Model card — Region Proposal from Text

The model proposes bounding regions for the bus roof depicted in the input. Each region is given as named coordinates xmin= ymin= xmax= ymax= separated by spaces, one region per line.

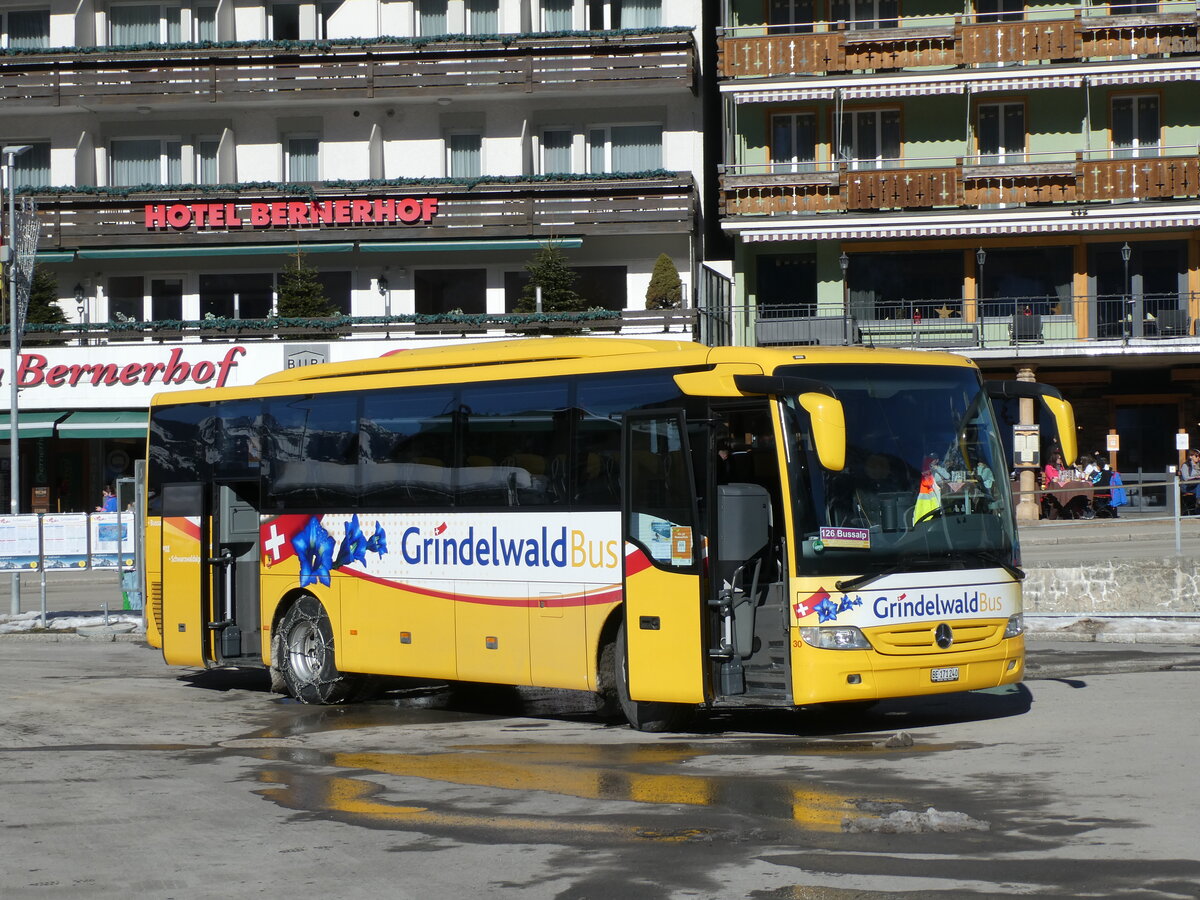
xmin=149 ymin=337 xmax=978 ymax=408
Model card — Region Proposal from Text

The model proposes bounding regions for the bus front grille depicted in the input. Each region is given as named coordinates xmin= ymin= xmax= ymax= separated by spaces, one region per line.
xmin=869 ymin=620 xmax=1004 ymax=655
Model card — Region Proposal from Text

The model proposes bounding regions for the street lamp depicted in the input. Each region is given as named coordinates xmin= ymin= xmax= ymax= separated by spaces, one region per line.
xmin=3 ymin=143 xmax=30 ymax=617
xmin=74 ymin=283 xmax=86 ymax=346
xmin=1121 ymin=242 xmax=1132 ymax=346
xmin=838 ymin=252 xmax=850 ymax=344
xmin=975 ymin=247 xmax=987 ymax=306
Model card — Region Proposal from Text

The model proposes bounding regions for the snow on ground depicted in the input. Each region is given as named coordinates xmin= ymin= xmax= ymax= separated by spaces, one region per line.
xmin=0 ymin=611 xmax=145 ymax=634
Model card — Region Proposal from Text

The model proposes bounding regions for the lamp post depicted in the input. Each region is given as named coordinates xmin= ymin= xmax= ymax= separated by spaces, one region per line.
xmin=3 ymin=144 xmax=30 ymax=616
xmin=838 ymin=251 xmax=850 ymax=344
xmin=1121 ymin=242 xmax=1132 ymax=346
xmin=74 ymin=283 xmax=86 ymax=346
xmin=975 ymin=247 xmax=987 ymax=307
xmin=377 ymin=275 xmax=390 ymax=337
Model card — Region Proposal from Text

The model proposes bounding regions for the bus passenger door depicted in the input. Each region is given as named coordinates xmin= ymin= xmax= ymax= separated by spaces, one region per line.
xmin=160 ymin=482 xmax=210 ymax=667
xmin=209 ymin=481 xmax=261 ymax=662
xmin=622 ymin=411 xmax=705 ymax=705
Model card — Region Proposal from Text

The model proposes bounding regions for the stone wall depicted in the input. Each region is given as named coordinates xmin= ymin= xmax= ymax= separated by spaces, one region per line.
xmin=1024 ymin=559 xmax=1200 ymax=615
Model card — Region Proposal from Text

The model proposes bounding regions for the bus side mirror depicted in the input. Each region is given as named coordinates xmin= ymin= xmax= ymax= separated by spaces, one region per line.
xmin=799 ymin=392 xmax=846 ymax=472
xmin=1041 ymin=396 xmax=1077 ymax=464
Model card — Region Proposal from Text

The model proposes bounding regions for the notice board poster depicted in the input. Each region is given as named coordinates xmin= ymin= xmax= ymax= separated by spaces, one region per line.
xmin=42 ymin=514 xmax=90 ymax=569
xmin=0 ymin=515 xmax=41 ymax=570
xmin=90 ymin=514 xmax=135 ymax=570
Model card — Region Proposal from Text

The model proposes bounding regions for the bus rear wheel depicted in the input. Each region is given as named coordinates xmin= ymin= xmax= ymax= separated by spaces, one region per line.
xmin=278 ymin=594 xmax=365 ymax=704
xmin=612 ymin=620 xmax=692 ymax=733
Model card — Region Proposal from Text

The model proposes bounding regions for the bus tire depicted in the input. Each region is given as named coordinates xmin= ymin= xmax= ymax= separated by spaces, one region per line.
xmin=277 ymin=594 xmax=364 ymax=704
xmin=613 ymin=620 xmax=692 ymax=733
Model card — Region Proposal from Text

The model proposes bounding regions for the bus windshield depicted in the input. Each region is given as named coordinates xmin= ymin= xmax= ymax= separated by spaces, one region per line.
xmin=779 ymin=363 xmax=1016 ymax=578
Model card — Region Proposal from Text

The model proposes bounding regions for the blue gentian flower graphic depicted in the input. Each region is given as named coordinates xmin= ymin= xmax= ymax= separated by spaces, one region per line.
xmin=292 ymin=516 xmax=335 ymax=587
xmin=837 ymin=595 xmax=856 ymax=614
xmin=332 ymin=514 xmax=368 ymax=569
xmin=815 ymin=598 xmax=840 ymax=623
xmin=365 ymin=521 xmax=387 ymax=557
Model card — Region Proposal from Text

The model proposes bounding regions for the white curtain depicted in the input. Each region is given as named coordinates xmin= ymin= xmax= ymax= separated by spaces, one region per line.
xmin=111 ymin=139 xmax=162 ymax=186
xmin=542 ymin=130 xmax=572 ymax=174
xmin=449 ymin=134 xmax=482 ymax=178
xmin=195 ymin=6 xmax=217 ymax=41
xmin=611 ymin=124 xmax=662 ymax=172
xmin=110 ymin=5 xmax=160 ymax=44
xmin=13 ymin=143 xmax=50 ymax=188
xmin=620 ymin=0 xmax=661 ymax=28
xmin=8 ymin=10 xmax=50 ymax=49
xmin=418 ymin=0 xmax=448 ymax=34
xmin=197 ymin=139 xmax=219 ymax=184
xmin=468 ymin=0 xmax=499 ymax=33
xmin=542 ymin=0 xmax=573 ymax=30
xmin=286 ymin=137 xmax=319 ymax=181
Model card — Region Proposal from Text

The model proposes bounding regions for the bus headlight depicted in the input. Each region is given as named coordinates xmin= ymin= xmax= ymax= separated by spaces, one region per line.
xmin=1004 ymin=614 xmax=1024 ymax=638
xmin=800 ymin=626 xmax=872 ymax=650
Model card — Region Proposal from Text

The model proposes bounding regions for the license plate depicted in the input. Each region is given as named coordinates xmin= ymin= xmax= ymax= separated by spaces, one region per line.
xmin=930 ymin=666 xmax=960 ymax=683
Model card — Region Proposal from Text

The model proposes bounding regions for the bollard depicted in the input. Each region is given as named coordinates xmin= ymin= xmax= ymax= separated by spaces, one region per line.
xmin=102 ymin=601 xmax=109 ymax=626
xmin=1175 ymin=472 xmax=1182 ymax=556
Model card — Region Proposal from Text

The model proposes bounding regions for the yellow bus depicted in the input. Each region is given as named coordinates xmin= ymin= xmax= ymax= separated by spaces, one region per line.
xmin=144 ymin=337 xmax=1075 ymax=731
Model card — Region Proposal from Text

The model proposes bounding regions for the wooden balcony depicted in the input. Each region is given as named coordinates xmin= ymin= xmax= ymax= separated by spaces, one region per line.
xmin=719 ymin=12 xmax=1198 ymax=76
xmin=0 ymin=31 xmax=695 ymax=109
xmin=721 ymin=152 xmax=1200 ymax=215
xmin=27 ymin=174 xmax=696 ymax=251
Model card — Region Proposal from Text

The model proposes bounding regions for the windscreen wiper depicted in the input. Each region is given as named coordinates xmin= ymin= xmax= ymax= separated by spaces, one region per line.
xmin=834 ymin=557 xmax=950 ymax=593
xmin=959 ymin=550 xmax=1025 ymax=582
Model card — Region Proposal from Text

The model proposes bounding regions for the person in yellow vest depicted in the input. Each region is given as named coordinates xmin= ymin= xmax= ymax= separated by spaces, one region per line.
xmin=912 ymin=455 xmax=942 ymax=525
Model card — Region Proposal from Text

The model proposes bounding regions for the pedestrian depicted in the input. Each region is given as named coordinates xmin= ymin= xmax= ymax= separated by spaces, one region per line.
xmin=96 ymin=485 xmax=118 ymax=513
xmin=1180 ymin=449 xmax=1200 ymax=515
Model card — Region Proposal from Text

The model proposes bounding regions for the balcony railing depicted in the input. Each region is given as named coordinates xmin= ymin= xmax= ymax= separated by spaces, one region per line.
xmin=720 ymin=147 xmax=1200 ymax=215
xmin=0 ymin=30 xmax=696 ymax=109
xmin=13 ymin=308 xmax=700 ymax=345
xmin=25 ymin=174 xmax=696 ymax=250
xmin=719 ymin=1 xmax=1200 ymax=76
xmin=749 ymin=294 xmax=1199 ymax=350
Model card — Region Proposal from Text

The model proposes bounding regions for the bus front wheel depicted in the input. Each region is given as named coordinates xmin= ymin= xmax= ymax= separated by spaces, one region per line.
xmin=277 ymin=594 xmax=365 ymax=704
xmin=612 ymin=620 xmax=692 ymax=733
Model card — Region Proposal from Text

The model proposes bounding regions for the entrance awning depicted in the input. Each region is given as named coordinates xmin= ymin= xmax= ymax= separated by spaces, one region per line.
xmin=360 ymin=238 xmax=583 ymax=253
xmin=0 ymin=411 xmax=68 ymax=439
xmin=77 ymin=243 xmax=355 ymax=260
xmin=56 ymin=411 xmax=148 ymax=439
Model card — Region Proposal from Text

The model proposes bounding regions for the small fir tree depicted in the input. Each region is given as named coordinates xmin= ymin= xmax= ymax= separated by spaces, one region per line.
xmin=645 ymin=253 xmax=683 ymax=310
xmin=514 ymin=243 xmax=586 ymax=313
xmin=25 ymin=267 xmax=68 ymax=326
xmin=276 ymin=251 xmax=338 ymax=318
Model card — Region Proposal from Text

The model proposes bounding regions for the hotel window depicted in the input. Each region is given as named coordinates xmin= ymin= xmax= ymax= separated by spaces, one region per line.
xmin=284 ymin=135 xmax=319 ymax=182
xmin=770 ymin=113 xmax=817 ymax=173
xmin=448 ymin=133 xmax=482 ymax=179
xmin=542 ymin=0 xmax=573 ymax=30
xmin=194 ymin=4 xmax=216 ymax=40
xmin=415 ymin=269 xmax=487 ymax=315
xmin=468 ymin=0 xmax=499 ymax=33
xmin=271 ymin=3 xmax=300 ymax=39
xmin=587 ymin=0 xmax=661 ymax=28
xmin=110 ymin=138 xmax=183 ymax=186
xmin=4 ymin=10 xmax=50 ymax=49
xmin=1112 ymin=95 xmax=1159 ymax=159
xmin=201 ymin=273 xmax=274 ymax=319
xmin=976 ymin=0 xmax=1023 ymax=23
xmin=109 ymin=4 xmax=183 ymax=44
xmin=978 ymin=102 xmax=1025 ymax=164
xmin=587 ymin=124 xmax=662 ymax=173
xmin=767 ymin=0 xmax=815 ymax=33
xmin=830 ymin=0 xmax=898 ymax=30
xmin=417 ymin=0 xmax=448 ymax=34
xmin=196 ymin=137 xmax=220 ymax=184
xmin=12 ymin=141 xmax=51 ymax=188
xmin=541 ymin=128 xmax=574 ymax=175
xmin=151 ymin=277 xmax=184 ymax=321
xmin=838 ymin=109 xmax=900 ymax=170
